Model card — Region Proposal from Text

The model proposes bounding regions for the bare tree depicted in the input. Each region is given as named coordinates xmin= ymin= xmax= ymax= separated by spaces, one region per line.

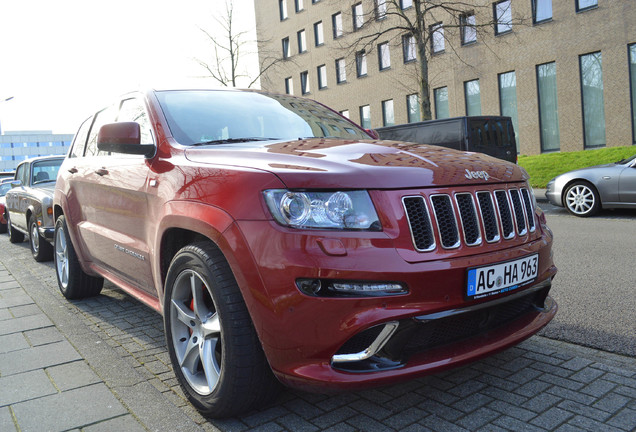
xmin=333 ymin=0 xmax=528 ymax=120
xmin=197 ymin=0 xmax=284 ymax=88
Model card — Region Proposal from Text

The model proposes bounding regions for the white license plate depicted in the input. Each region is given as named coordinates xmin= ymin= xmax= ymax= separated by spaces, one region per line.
xmin=467 ymin=254 xmax=538 ymax=300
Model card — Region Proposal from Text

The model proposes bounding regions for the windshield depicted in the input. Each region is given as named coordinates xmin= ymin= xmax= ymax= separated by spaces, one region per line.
xmin=155 ymin=90 xmax=370 ymax=146
xmin=31 ymin=159 xmax=63 ymax=185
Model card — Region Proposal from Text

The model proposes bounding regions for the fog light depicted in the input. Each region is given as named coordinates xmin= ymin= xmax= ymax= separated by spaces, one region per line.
xmin=297 ymin=279 xmax=407 ymax=297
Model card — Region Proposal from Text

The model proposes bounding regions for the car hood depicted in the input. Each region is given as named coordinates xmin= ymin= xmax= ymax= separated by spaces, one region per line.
xmin=184 ymin=139 xmax=527 ymax=189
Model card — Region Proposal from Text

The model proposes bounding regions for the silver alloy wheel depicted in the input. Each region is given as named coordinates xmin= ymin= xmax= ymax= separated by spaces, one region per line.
xmin=170 ymin=269 xmax=222 ymax=396
xmin=55 ymin=224 xmax=69 ymax=289
xmin=31 ymin=222 xmax=40 ymax=253
xmin=565 ymin=184 xmax=596 ymax=215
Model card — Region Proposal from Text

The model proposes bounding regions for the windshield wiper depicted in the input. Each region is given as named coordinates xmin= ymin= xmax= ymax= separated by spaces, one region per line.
xmin=190 ymin=137 xmax=278 ymax=146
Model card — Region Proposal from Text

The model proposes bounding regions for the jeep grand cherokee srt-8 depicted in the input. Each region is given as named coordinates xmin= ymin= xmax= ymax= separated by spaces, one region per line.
xmin=54 ymin=88 xmax=557 ymax=417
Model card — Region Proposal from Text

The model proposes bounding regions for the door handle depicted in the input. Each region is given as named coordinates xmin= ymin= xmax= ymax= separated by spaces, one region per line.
xmin=95 ymin=168 xmax=109 ymax=176
xmin=68 ymin=167 xmax=78 ymax=174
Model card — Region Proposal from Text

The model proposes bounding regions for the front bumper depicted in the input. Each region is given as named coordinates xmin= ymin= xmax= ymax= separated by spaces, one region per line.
xmin=39 ymin=226 xmax=55 ymax=243
xmin=227 ymin=215 xmax=557 ymax=391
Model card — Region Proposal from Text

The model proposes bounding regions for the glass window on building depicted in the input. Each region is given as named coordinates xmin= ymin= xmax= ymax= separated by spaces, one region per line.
xmin=359 ymin=105 xmax=371 ymax=128
xmin=378 ymin=43 xmax=391 ymax=70
xmin=285 ymin=77 xmax=293 ymax=94
xmin=576 ymin=0 xmax=597 ymax=12
xmin=300 ymin=71 xmax=310 ymax=94
xmin=295 ymin=0 xmax=304 ymax=13
xmin=401 ymin=0 xmax=413 ymax=9
xmin=407 ymin=94 xmax=420 ymax=123
xmin=498 ymin=71 xmax=520 ymax=152
xmin=382 ymin=100 xmax=395 ymax=126
xmin=494 ymin=0 xmax=512 ymax=35
xmin=282 ymin=37 xmax=290 ymax=58
xmin=460 ymin=13 xmax=476 ymax=45
xmin=340 ymin=109 xmax=350 ymax=119
xmin=533 ymin=0 xmax=552 ymax=23
xmin=434 ymin=87 xmax=450 ymax=119
xmin=297 ymin=30 xmax=307 ymax=53
xmin=430 ymin=23 xmax=444 ymax=53
xmin=353 ymin=3 xmax=364 ymax=30
xmin=464 ymin=79 xmax=481 ymax=116
xmin=537 ymin=62 xmax=560 ymax=152
xmin=356 ymin=50 xmax=367 ymax=77
xmin=336 ymin=58 xmax=347 ymax=83
xmin=403 ymin=34 xmax=416 ymax=63
xmin=332 ymin=13 xmax=343 ymax=38
xmin=630 ymin=44 xmax=636 ymax=143
xmin=279 ymin=0 xmax=288 ymax=20
xmin=580 ymin=52 xmax=606 ymax=148
xmin=376 ymin=0 xmax=386 ymax=20
xmin=314 ymin=21 xmax=324 ymax=46
xmin=317 ymin=65 xmax=327 ymax=89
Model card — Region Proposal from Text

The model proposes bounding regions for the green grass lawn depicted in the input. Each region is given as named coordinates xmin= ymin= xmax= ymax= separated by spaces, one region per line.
xmin=518 ymin=146 xmax=636 ymax=188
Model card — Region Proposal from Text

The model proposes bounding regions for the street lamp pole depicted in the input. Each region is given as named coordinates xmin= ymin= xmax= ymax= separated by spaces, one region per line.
xmin=0 ymin=96 xmax=15 ymax=135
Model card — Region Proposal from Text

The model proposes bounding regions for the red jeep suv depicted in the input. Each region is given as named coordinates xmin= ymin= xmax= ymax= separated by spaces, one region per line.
xmin=54 ymin=88 xmax=557 ymax=417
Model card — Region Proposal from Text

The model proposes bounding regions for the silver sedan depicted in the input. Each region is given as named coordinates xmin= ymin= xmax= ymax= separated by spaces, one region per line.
xmin=546 ymin=154 xmax=636 ymax=217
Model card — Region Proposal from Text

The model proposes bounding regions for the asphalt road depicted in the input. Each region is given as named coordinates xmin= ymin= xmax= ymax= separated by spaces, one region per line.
xmin=537 ymin=202 xmax=636 ymax=357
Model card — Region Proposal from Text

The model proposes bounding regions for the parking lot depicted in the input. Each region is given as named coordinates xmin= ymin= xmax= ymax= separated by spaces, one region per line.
xmin=1 ymin=205 xmax=635 ymax=431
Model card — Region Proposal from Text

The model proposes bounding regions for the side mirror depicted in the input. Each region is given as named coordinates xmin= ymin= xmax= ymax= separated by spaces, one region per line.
xmin=97 ymin=122 xmax=155 ymax=157
xmin=10 ymin=180 xmax=22 ymax=188
xmin=366 ymin=129 xmax=380 ymax=139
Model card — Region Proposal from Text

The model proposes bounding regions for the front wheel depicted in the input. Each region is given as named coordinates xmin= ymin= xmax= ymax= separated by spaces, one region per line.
xmin=54 ymin=215 xmax=103 ymax=299
xmin=30 ymin=216 xmax=53 ymax=262
xmin=164 ymin=242 xmax=280 ymax=418
xmin=564 ymin=181 xmax=601 ymax=217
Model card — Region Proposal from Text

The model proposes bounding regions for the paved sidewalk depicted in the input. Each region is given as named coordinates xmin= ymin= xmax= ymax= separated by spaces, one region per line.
xmin=1 ymin=236 xmax=635 ymax=432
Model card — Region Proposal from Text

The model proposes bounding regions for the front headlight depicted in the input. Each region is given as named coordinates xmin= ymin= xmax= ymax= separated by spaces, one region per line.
xmin=263 ymin=189 xmax=381 ymax=230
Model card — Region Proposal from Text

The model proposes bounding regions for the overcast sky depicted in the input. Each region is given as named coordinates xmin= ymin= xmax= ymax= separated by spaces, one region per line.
xmin=0 ymin=0 xmax=257 ymax=134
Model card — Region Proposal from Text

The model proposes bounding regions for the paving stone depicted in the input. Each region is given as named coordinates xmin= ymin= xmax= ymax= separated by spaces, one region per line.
xmin=311 ymin=406 xmax=357 ymax=429
xmin=557 ymin=399 xmax=611 ymax=422
xmin=539 ymin=373 xmax=585 ymax=391
xmin=515 ymin=379 xmax=552 ymax=397
xmin=522 ymin=392 xmax=562 ymax=413
xmin=383 ymin=407 xmax=427 ymax=430
xmin=457 ymin=407 xmax=501 ymax=429
xmin=0 ymin=369 xmax=57 ymax=406
xmin=82 ymin=414 xmax=147 ymax=432
xmin=447 ymin=380 xmax=488 ymax=398
xmin=493 ymin=415 xmax=548 ymax=432
xmin=419 ymin=400 xmax=463 ymax=421
xmin=346 ymin=413 xmax=395 ymax=432
xmin=607 ymin=407 xmax=636 ymax=431
xmin=488 ymin=400 xmax=537 ymax=422
xmin=242 ymin=406 xmax=290 ymax=428
xmin=530 ymin=406 xmax=574 ymax=430
xmin=0 ymin=340 xmax=81 ymax=375
xmin=348 ymin=399 xmax=393 ymax=420
xmin=420 ymin=414 xmax=470 ymax=432
xmin=320 ymin=424 xmax=356 ymax=432
xmin=0 ymin=280 xmax=20 ymax=290
xmin=481 ymin=386 xmax=528 ymax=406
xmin=580 ymin=379 xmax=617 ymax=397
xmin=565 ymin=415 xmax=625 ymax=432
xmin=0 ymin=332 xmax=29 ymax=354
xmin=46 ymin=360 xmax=101 ymax=391
xmin=0 ymin=308 xmax=11 ymax=320
xmin=561 ymin=357 xmax=594 ymax=371
xmin=8 ymin=304 xmax=41 ymax=319
xmin=12 ymin=384 xmax=127 ymax=432
xmin=451 ymin=392 xmax=493 ymax=414
xmin=23 ymin=326 xmax=65 ymax=346
xmin=0 ymin=406 xmax=16 ymax=432
xmin=283 ymin=398 xmax=324 ymax=420
xmin=0 ymin=313 xmax=51 ymax=336
xmin=592 ymin=392 xmax=630 ymax=414
xmin=274 ymin=413 xmax=320 ymax=432
xmin=569 ymin=366 xmax=605 ymax=383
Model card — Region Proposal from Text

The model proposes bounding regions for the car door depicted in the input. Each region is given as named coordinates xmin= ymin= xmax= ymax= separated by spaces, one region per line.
xmin=71 ymin=100 xmax=156 ymax=294
xmin=6 ymin=161 xmax=29 ymax=231
xmin=619 ymin=158 xmax=636 ymax=203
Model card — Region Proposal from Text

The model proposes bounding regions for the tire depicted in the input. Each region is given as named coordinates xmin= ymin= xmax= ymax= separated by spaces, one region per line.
xmin=30 ymin=216 xmax=53 ymax=262
xmin=564 ymin=181 xmax=601 ymax=217
xmin=7 ymin=212 xmax=25 ymax=243
xmin=164 ymin=242 xmax=280 ymax=418
xmin=0 ymin=220 xmax=6 ymax=234
xmin=54 ymin=215 xmax=103 ymax=299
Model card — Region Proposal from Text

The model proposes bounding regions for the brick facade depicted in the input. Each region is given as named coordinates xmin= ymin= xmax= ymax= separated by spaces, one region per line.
xmin=255 ymin=0 xmax=636 ymax=155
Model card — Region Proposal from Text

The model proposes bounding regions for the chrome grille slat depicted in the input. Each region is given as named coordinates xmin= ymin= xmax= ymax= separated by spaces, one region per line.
xmin=520 ymin=188 xmax=536 ymax=232
xmin=509 ymin=189 xmax=527 ymax=236
xmin=494 ymin=190 xmax=515 ymax=239
xmin=476 ymin=191 xmax=500 ymax=243
xmin=430 ymin=195 xmax=460 ymax=249
xmin=455 ymin=193 xmax=481 ymax=246
xmin=402 ymin=196 xmax=436 ymax=252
